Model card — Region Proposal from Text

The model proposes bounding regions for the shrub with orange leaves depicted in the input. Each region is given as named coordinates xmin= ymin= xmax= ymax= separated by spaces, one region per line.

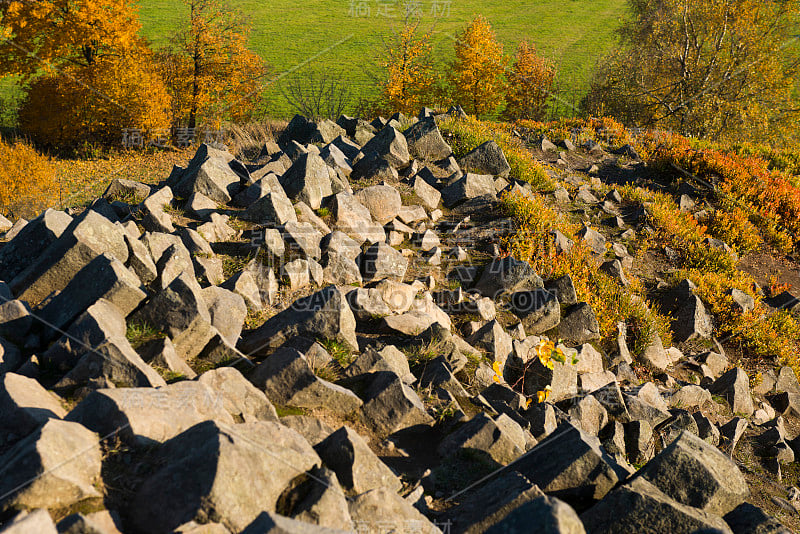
xmin=706 ymin=204 xmax=762 ymax=254
xmin=641 ymin=133 xmax=800 ymax=252
xmin=503 ymin=41 xmax=556 ymax=121
xmin=18 ymin=51 xmax=172 ymax=148
xmin=0 ymin=139 xmax=56 ymax=219
xmin=449 ymin=15 xmax=507 ymax=117
xmin=377 ymin=17 xmax=435 ymax=115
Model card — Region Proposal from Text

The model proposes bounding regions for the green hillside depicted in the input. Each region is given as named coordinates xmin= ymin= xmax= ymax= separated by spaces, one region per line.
xmin=137 ymin=0 xmax=628 ymax=117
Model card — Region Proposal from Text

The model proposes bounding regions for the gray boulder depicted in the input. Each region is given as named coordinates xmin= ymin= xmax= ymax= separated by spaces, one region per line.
xmin=123 ymin=233 xmax=157 ymax=285
xmin=10 ymin=209 xmax=128 ymax=305
xmin=40 ymin=298 xmax=127 ymax=373
xmin=356 ymin=184 xmax=401 ymax=224
xmin=441 ymin=173 xmax=496 ymax=208
xmin=221 ymin=270 xmax=263 ymax=312
xmin=314 ymin=426 xmax=402 ymax=494
xmin=197 ymin=366 xmax=278 ymax=423
xmin=0 ymin=420 xmax=101 ymax=511
xmin=240 ymin=286 xmax=358 ymax=356
xmin=636 ymin=430 xmax=749 ymax=515
xmin=458 ymin=140 xmax=511 ymax=177
xmin=580 ymin=477 xmax=733 ymax=534
xmin=204 ymin=286 xmax=247 ymax=346
xmin=438 ymin=412 xmax=526 ymax=465
xmin=724 ymin=503 xmax=791 ymax=534
xmin=242 ymin=190 xmax=297 ymax=225
xmin=474 ymin=257 xmax=543 ymax=299
xmin=0 ymin=373 xmax=66 ymax=445
xmin=708 ymin=368 xmax=755 ymax=416
xmin=347 ymin=487 xmax=440 ymax=534
xmin=437 ymin=471 xmax=546 ymax=534
xmin=66 ymin=381 xmax=234 ymax=447
xmin=280 ymin=153 xmax=333 ymax=210
xmin=558 ymin=303 xmax=601 ymax=344
xmin=672 ymin=294 xmax=714 ymax=343
xmin=169 ymin=144 xmax=242 ymax=203
xmin=344 ymin=345 xmax=414 ymax=384
xmin=0 ymin=509 xmax=59 ymax=534
xmin=140 ymin=186 xmax=174 ymax=233
xmin=360 ymin=126 xmax=410 ymax=168
xmin=507 ymin=423 xmax=628 ymax=509
xmin=278 ymin=115 xmax=346 ymax=146
xmin=280 ymin=466 xmax=352 ymax=530
xmin=486 ymin=496 xmax=586 ymax=534
xmin=578 ymin=226 xmax=606 ymax=255
xmin=546 ymin=275 xmax=578 ymax=306
xmin=103 ymin=177 xmax=152 ymax=204
xmin=360 ymin=371 xmax=434 ymax=435
xmin=0 ymin=208 xmax=72 ymax=282
xmin=284 ymin=221 xmax=323 ymax=260
xmin=128 ymin=420 xmax=320 ymax=533
xmin=322 ymin=252 xmax=362 ymax=286
xmin=54 ymin=336 xmax=166 ymax=391
xmin=404 ymin=117 xmax=452 ymax=161
xmin=249 ymin=348 xmax=362 ymax=414
xmin=412 ymin=174 xmax=442 ymax=210
xmin=38 ymin=254 xmax=145 ymax=337
xmin=132 ymin=273 xmax=216 ymax=360
xmin=281 ymin=416 xmax=336 ymax=447
xmin=242 ymin=511 xmax=350 ymax=534
xmin=360 ymin=242 xmax=408 ymax=282
xmin=510 ymin=289 xmax=560 ymax=334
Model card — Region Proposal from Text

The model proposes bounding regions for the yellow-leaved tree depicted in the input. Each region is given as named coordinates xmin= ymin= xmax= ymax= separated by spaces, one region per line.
xmin=377 ymin=17 xmax=435 ymax=115
xmin=156 ymin=0 xmax=270 ymax=129
xmin=1 ymin=0 xmax=172 ymax=148
xmin=503 ymin=41 xmax=556 ymax=121
xmin=584 ymin=0 xmax=800 ymax=142
xmin=449 ymin=15 xmax=507 ymax=117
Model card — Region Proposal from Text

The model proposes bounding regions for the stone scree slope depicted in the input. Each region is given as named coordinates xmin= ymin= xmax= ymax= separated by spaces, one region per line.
xmin=0 ymin=109 xmax=794 ymax=534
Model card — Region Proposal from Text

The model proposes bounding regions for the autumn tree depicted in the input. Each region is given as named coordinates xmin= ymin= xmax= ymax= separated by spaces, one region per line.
xmin=0 ymin=0 xmax=172 ymax=147
xmin=449 ymin=15 xmax=507 ymax=117
xmin=584 ymin=0 xmax=800 ymax=142
xmin=157 ymin=0 xmax=270 ymax=129
xmin=0 ymin=0 xmax=140 ymax=78
xmin=503 ymin=41 xmax=556 ymax=121
xmin=377 ymin=16 xmax=435 ymax=115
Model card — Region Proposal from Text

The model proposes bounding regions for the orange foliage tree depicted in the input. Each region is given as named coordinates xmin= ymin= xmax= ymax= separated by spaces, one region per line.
xmin=156 ymin=0 xmax=270 ymax=129
xmin=1 ymin=0 xmax=171 ymax=147
xmin=0 ymin=0 xmax=140 ymax=78
xmin=584 ymin=0 xmax=800 ymax=142
xmin=0 ymin=138 xmax=56 ymax=218
xmin=19 ymin=52 xmax=172 ymax=147
xmin=503 ymin=41 xmax=556 ymax=121
xmin=449 ymin=15 xmax=507 ymax=117
xmin=377 ymin=17 xmax=435 ymax=115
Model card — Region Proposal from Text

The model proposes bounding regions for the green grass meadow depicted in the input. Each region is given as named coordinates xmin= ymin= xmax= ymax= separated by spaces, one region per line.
xmin=137 ymin=0 xmax=627 ymax=117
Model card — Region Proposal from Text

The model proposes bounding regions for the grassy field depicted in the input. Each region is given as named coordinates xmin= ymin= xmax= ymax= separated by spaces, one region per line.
xmin=136 ymin=0 xmax=628 ymax=117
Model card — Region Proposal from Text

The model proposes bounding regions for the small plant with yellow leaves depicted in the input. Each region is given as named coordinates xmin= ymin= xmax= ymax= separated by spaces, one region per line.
xmin=491 ymin=338 xmax=577 ymax=405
